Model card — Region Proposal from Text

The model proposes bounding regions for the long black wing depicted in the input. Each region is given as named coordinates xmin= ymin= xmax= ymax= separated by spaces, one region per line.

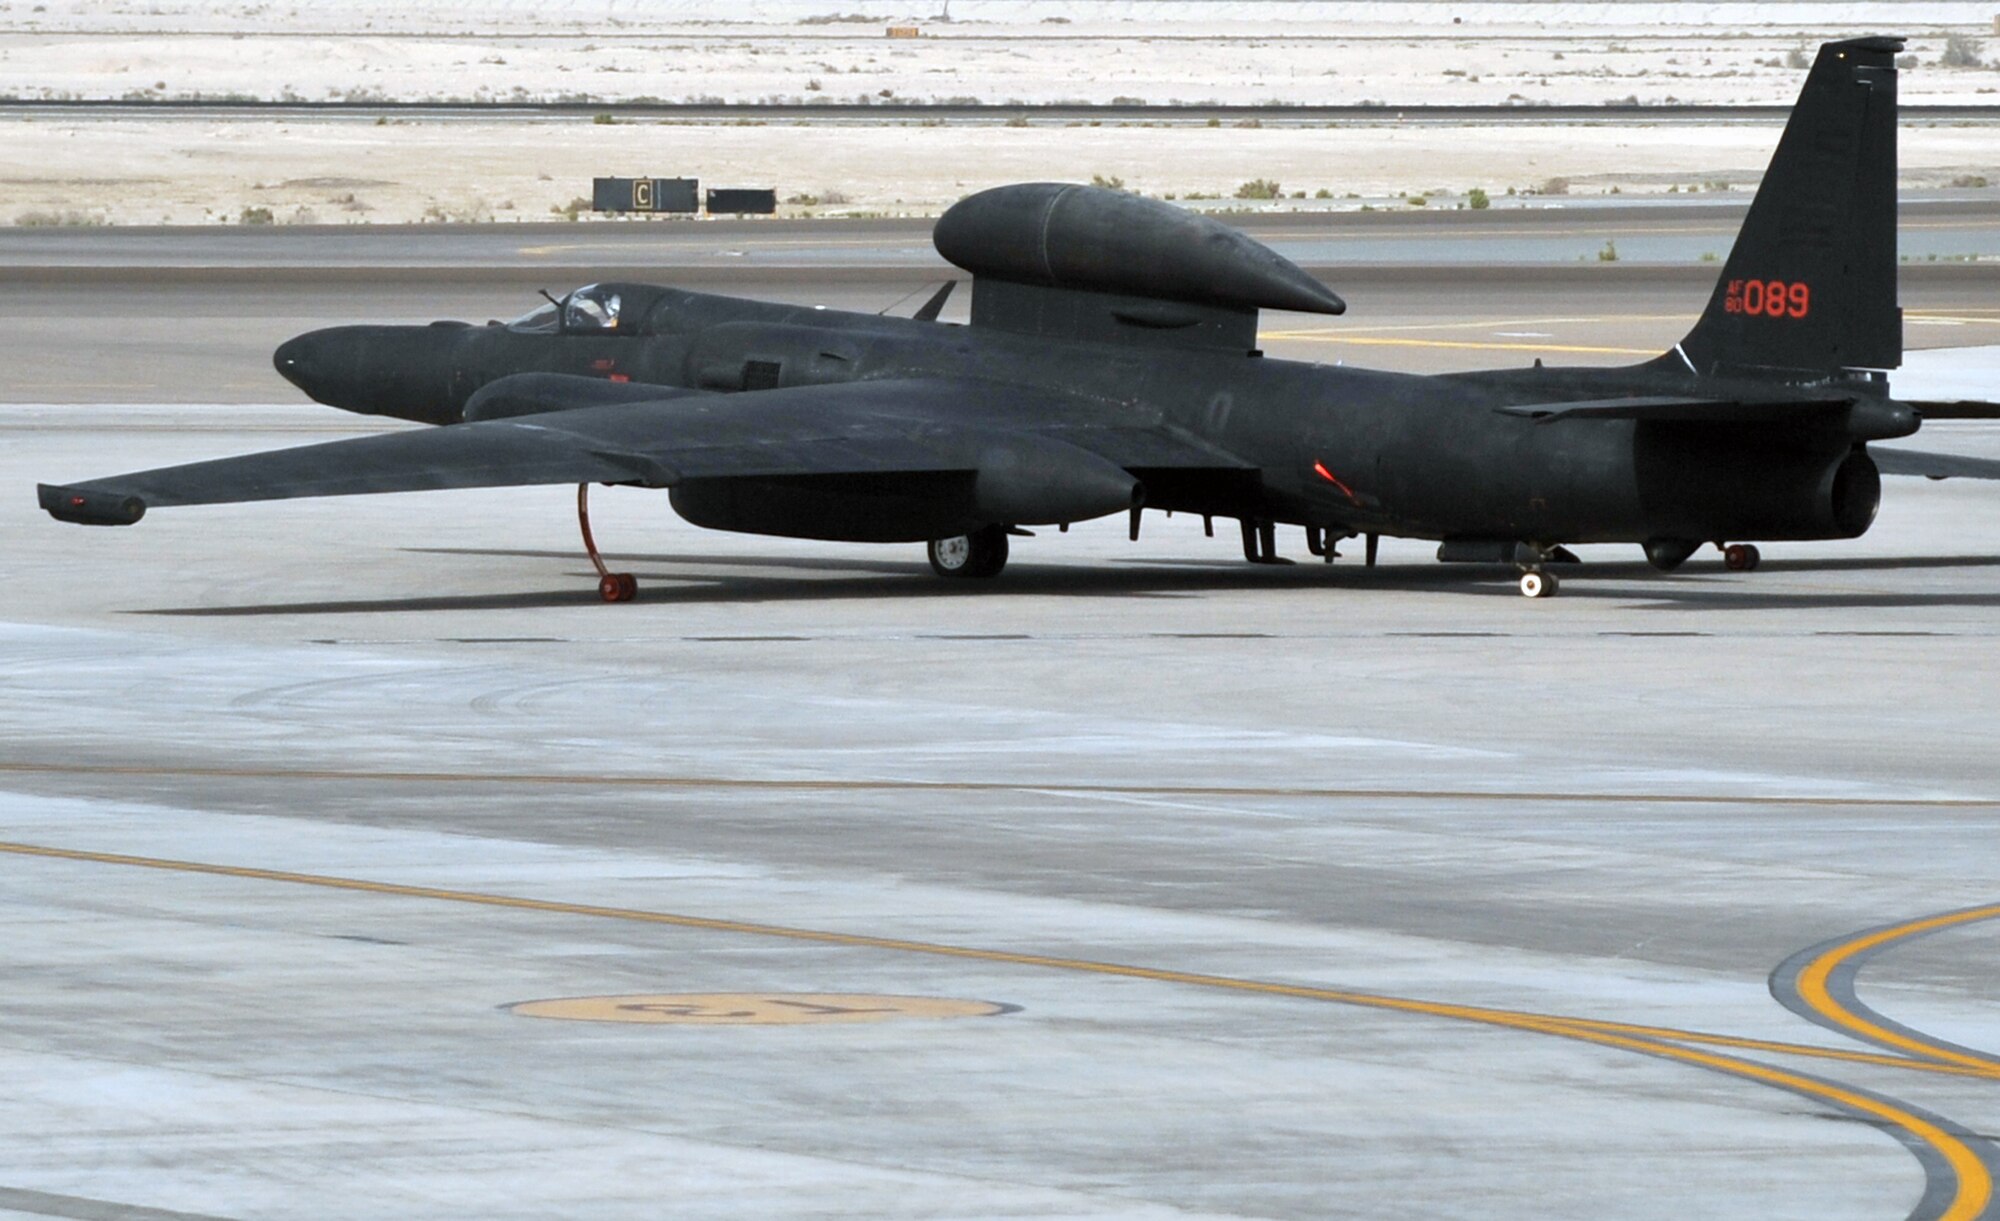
xmin=41 ymin=378 xmax=1249 ymax=525
xmin=1871 ymin=447 xmax=2000 ymax=481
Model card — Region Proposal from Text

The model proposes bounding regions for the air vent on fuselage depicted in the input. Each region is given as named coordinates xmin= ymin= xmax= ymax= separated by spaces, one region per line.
xmin=742 ymin=360 xmax=782 ymax=391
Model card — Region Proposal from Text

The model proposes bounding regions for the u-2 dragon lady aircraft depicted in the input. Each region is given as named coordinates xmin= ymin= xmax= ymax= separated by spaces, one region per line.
xmin=39 ymin=37 xmax=2000 ymax=598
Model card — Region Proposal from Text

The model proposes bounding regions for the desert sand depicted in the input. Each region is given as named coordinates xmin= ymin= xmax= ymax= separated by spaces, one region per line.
xmin=3 ymin=3 xmax=1996 ymax=224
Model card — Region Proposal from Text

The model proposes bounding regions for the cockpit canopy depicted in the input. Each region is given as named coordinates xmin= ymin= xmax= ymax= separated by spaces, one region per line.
xmin=566 ymin=285 xmax=622 ymax=332
xmin=506 ymin=283 xmax=634 ymax=335
xmin=506 ymin=300 xmax=560 ymax=334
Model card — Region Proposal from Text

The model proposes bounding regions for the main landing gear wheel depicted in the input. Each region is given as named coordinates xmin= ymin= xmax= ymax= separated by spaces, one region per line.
xmin=1722 ymin=543 xmax=1762 ymax=572
xmin=578 ymin=483 xmax=638 ymax=603
xmin=1518 ymin=569 xmax=1559 ymax=599
xmin=928 ymin=525 xmax=1009 ymax=578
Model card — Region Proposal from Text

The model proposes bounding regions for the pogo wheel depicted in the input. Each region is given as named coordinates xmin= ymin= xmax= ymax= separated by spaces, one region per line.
xmin=1518 ymin=570 xmax=1559 ymax=599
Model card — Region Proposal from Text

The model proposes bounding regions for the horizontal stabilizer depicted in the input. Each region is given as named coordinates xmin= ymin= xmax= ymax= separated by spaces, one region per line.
xmin=1497 ymin=394 xmax=1858 ymax=424
xmin=1870 ymin=447 xmax=2000 ymax=481
xmin=1496 ymin=395 xmax=1804 ymax=423
xmin=1908 ymin=400 xmax=2000 ymax=420
xmin=1497 ymin=394 xmax=1917 ymax=440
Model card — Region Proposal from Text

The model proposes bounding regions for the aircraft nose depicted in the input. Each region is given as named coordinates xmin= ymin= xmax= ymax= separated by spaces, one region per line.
xmin=271 ymin=324 xmax=469 ymax=425
xmin=272 ymin=333 xmax=317 ymax=392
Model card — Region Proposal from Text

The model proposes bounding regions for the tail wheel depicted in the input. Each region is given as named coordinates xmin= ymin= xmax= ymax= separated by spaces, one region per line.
xmin=928 ymin=525 xmax=1009 ymax=578
xmin=1519 ymin=570 xmax=1559 ymax=599
xmin=1723 ymin=543 xmax=1762 ymax=572
xmin=598 ymin=572 xmax=637 ymax=602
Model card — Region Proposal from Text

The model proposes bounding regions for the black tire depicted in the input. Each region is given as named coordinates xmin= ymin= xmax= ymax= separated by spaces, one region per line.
xmin=928 ymin=525 xmax=1009 ymax=578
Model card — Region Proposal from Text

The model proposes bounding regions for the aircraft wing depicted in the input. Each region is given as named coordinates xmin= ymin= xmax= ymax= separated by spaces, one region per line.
xmin=1869 ymin=447 xmax=2000 ymax=481
xmin=40 ymin=378 xmax=1250 ymax=526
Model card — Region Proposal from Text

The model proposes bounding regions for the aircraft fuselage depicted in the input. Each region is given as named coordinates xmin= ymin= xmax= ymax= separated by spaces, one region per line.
xmin=279 ymin=286 xmax=1886 ymax=552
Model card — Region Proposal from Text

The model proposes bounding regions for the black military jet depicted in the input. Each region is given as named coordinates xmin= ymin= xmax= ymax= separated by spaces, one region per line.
xmin=39 ymin=37 xmax=2000 ymax=599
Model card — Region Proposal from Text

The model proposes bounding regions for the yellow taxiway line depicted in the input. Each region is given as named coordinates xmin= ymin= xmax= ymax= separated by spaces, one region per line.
xmin=1790 ymin=904 xmax=2000 ymax=1074
xmin=1524 ymin=1014 xmax=2000 ymax=1081
xmin=2 ymin=837 xmax=1994 ymax=1219
xmin=1513 ymin=1020 xmax=1992 ymax=1221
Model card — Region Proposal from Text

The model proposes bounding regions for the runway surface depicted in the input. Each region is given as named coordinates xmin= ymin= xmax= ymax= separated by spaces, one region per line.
xmin=2 ymin=221 xmax=1998 ymax=1219
xmin=6 ymin=270 xmax=1995 ymax=398
xmin=7 ymin=198 xmax=1997 ymax=269
xmin=3 ymin=205 xmax=1999 ymax=399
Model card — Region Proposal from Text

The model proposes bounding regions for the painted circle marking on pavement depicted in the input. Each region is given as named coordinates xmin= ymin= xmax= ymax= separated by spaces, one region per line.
xmin=507 ymin=993 xmax=1017 ymax=1025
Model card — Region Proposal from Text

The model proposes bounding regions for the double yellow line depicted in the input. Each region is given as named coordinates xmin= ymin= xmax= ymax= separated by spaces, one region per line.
xmin=3 ymin=838 xmax=1994 ymax=1219
xmin=1785 ymin=905 xmax=2000 ymax=1077
xmin=1766 ymin=907 xmax=2000 ymax=1221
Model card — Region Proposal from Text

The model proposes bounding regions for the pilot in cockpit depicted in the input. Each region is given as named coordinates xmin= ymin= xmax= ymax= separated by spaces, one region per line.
xmin=505 ymin=284 xmax=623 ymax=335
xmin=563 ymin=285 xmax=622 ymax=333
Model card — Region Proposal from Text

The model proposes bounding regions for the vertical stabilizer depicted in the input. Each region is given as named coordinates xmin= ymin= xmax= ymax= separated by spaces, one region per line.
xmin=1676 ymin=37 xmax=1902 ymax=381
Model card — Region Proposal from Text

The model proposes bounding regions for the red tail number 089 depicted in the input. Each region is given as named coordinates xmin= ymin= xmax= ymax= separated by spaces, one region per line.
xmin=1724 ymin=278 xmax=1811 ymax=318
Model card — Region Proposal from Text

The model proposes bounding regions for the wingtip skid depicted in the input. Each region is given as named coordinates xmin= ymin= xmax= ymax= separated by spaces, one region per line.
xmin=39 ymin=484 xmax=145 ymax=526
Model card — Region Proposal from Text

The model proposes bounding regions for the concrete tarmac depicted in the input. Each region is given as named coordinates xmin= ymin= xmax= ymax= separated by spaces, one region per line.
xmin=4 ymin=198 xmax=1996 ymax=269
xmin=3 ymin=272 xmax=1997 ymax=401
xmin=4 ymin=204 xmax=1997 ymax=400
xmin=2 ymin=229 xmax=1999 ymax=1220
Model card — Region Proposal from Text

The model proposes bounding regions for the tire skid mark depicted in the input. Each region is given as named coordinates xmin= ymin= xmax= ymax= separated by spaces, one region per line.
xmin=2 ymin=759 xmax=1995 ymax=809
xmin=2 ymin=839 xmax=1996 ymax=1219
xmin=223 ymin=664 xmax=495 ymax=712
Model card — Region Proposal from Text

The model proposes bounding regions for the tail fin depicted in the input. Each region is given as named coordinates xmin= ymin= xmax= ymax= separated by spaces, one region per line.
xmin=1673 ymin=36 xmax=1902 ymax=381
